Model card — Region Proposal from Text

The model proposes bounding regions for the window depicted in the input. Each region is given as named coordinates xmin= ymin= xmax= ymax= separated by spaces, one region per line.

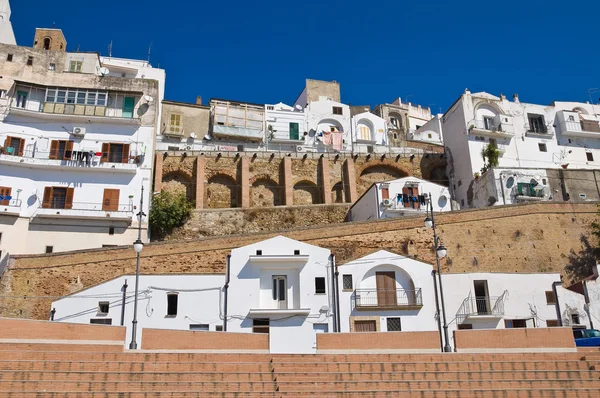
xmin=386 ymin=317 xmax=401 ymax=331
xmin=272 ymin=276 xmax=287 ymax=306
xmin=215 ymin=325 xmax=223 ymax=332
xmin=332 ymin=106 xmax=343 ymax=115
xmin=538 ymin=143 xmax=547 ymax=152
xmin=545 ymin=291 xmax=556 ymax=305
xmin=108 ymin=227 xmax=115 ymax=235
xmin=16 ymin=91 xmax=27 ymax=109
xmin=252 ymin=318 xmax=269 ymax=334
xmin=42 ymin=187 xmax=74 ymax=210
xmin=586 ymin=152 xmax=594 ymax=162
xmin=390 ymin=117 xmax=398 ymax=128
xmin=48 ymin=63 xmax=55 ymax=71
xmin=315 ymin=277 xmax=326 ymax=294
xmin=166 ymin=293 xmax=178 ymax=316
xmin=528 ymin=114 xmax=547 ymax=133
xmin=568 ymin=115 xmax=575 ymax=122
xmin=45 ymin=246 xmax=53 ymax=254
xmin=358 ymin=125 xmax=371 ymax=141
xmin=294 ymin=250 xmax=300 ymax=255
xmin=354 ymin=320 xmax=376 ymax=332
xmin=393 ymin=133 xmax=398 ymax=139
xmin=483 ymin=116 xmax=496 ymax=131
xmin=168 ymin=114 xmax=182 ymax=134
xmin=98 ymin=302 xmax=110 ymax=314
xmin=167 ymin=146 xmax=180 ymax=151
xmin=102 ymin=189 xmax=120 ymax=212
xmin=458 ymin=324 xmax=473 ymax=330
xmin=542 ymin=179 xmax=547 ymax=185
xmin=43 ymin=38 xmax=51 ymax=50
xmin=427 ymin=133 xmax=432 ymax=139
xmin=504 ymin=319 xmax=527 ymax=328
xmin=69 ymin=61 xmax=83 ymax=73
xmin=289 ymin=122 xmax=299 ymax=140
xmin=343 ymin=275 xmax=353 ymax=291
xmin=256 ymin=250 xmax=262 ymax=255
xmin=49 ymin=140 xmax=74 ymax=160
xmin=266 ymin=106 xmax=274 ymax=111
xmin=122 ymin=96 xmax=135 ymax=118
xmin=546 ymin=320 xmax=559 ymax=327
xmin=100 ymin=143 xmax=130 ymax=164
xmin=416 ymin=125 xmax=422 ymax=130
xmin=571 ymin=313 xmax=580 ymax=325
xmin=6 ymin=54 xmax=12 ymax=62
xmin=0 ymin=187 xmax=12 ymax=206
xmin=44 ymin=88 xmax=108 ymax=106
xmin=26 ymin=56 xmax=33 ymax=66
xmin=381 ymin=187 xmax=389 ymax=199
xmin=0 ymin=90 xmax=6 ymax=99
xmin=90 ymin=318 xmax=112 ymax=325
xmin=189 ymin=324 xmax=209 ymax=331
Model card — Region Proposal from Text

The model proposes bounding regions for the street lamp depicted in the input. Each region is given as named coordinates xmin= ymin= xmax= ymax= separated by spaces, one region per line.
xmin=129 ymin=185 xmax=146 ymax=350
xmin=424 ymin=193 xmax=452 ymax=352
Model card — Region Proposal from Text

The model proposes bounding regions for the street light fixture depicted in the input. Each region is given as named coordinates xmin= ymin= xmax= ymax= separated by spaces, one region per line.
xmin=424 ymin=193 xmax=452 ymax=352
xmin=129 ymin=185 xmax=146 ymax=350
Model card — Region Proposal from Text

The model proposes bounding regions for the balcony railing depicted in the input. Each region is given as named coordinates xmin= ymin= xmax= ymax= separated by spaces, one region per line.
xmin=353 ymin=288 xmax=423 ymax=310
xmin=36 ymin=200 xmax=134 ymax=221
xmin=457 ymin=295 xmax=505 ymax=321
xmin=469 ymin=119 xmax=513 ymax=137
xmin=560 ymin=120 xmax=600 ymax=138
xmin=10 ymin=101 xmax=140 ymax=124
xmin=0 ymin=198 xmax=21 ymax=207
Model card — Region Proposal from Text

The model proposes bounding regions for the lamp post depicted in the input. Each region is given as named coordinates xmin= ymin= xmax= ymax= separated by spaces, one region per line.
xmin=129 ymin=185 xmax=146 ymax=350
xmin=424 ymin=192 xmax=452 ymax=352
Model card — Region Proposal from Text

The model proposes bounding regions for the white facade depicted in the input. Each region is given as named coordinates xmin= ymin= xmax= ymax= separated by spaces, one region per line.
xmin=408 ymin=114 xmax=443 ymax=146
xmin=304 ymin=99 xmax=351 ymax=152
xmin=0 ymin=0 xmax=15 ymax=45
xmin=351 ymin=111 xmax=388 ymax=153
xmin=556 ymin=268 xmax=600 ymax=329
xmin=443 ymin=90 xmax=600 ymax=208
xmin=347 ymin=177 xmax=451 ymax=222
xmin=264 ymin=102 xmax=306 ymax=151
xmin=0 ymin=45 xmax=164 ymax=256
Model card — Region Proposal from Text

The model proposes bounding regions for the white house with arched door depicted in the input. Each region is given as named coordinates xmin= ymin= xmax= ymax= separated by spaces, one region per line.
xmin=352 ymin=112 xmax=388 ymax=154
xmin=304 ymin=99 xmax=351 ymax=152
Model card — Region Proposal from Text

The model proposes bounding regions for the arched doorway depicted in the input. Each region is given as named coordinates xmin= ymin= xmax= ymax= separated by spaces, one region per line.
xmin=251 ymin=178 xmax=281 ymax=207
xmin=293 ymin=180 xmax=321 ymax=205
xmin=207 ymin=174 xmax=238 ymax=208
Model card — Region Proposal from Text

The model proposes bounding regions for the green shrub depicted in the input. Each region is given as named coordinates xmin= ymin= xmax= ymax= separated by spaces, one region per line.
xmin=149 ymin=191 xmax=192 ymax=238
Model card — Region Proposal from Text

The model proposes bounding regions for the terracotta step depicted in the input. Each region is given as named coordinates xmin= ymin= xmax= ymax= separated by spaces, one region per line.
xmin=0 ymin=370 xmax=274 ymax=382
xmin=272 ymin=352 xmax=583 ymax=362
xmin=0 ymin=351 xmax=272 ymax=362
xmin=0 ymin=343 xmax=123 ymax=352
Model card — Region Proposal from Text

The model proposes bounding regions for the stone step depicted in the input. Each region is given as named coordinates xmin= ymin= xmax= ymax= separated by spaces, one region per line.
xmin=0 ymin=361 xmax=273 ymax=373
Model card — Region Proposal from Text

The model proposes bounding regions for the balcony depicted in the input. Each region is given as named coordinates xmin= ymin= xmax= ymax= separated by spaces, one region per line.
xmin=559 ymin=120 xmax=600 ymax=139
xmin=353 ymin=288 xmax=423 ymax=311
xmin=469 ymin=119 xmax=514 ymax=139
xmin=0 ymin=198 xmax=22 ymax=215
xmin=212 ymin=124 xmax=264 ymax=142
xmin=0 ymin=151 xmax=139 ymax=174
xmin=514 ymin=182 xmax=546 ymax=202
xmin=35 ymin=201 xmax=134 ymax=221
xmin=457 ymin=296 xmax=505 ymax=321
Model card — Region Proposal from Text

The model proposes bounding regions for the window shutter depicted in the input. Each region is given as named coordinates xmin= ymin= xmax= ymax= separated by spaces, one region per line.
xmin=402 ymin=187 xmax=409 ymax=208
xmin=121 ymin=144 xmax=130 ymax=164
xmin=64 ymin=141 xmax=74 ymax=160
xmin=3 ymin=136 xmax=11 ymax=152
xmin=413 ymin=186 xmax=420 ymax=209
xmin=0 ymin=187 xmax=11 ymax=205
xmin=381 ymin=187 xmax=389 ymax=199
xmin=65 ymin=188 xmax=74 ymax=209
xmin=49 ymin=140 xmax=59 ymax=159
xmin=103 ymin=189 xmax=119 ymax=211
xmin=289 ymin=122 xmax=299 ymax=140
xmin=42 ymin=187 xmax=53 ymax=209
xmin=17 ymin=138 xmax=24 ymax=156
xmin=101 ymin=143 xmax=110 ymax=162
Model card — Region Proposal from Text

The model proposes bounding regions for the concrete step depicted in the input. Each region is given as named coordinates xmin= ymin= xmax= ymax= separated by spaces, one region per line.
xmin=0 ymin=370 xmax=275 ymax=382
xmin=0 ymin=351 xmax=272 ymax=362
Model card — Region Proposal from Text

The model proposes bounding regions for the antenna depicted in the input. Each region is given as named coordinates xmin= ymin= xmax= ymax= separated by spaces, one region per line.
xmin=76 ymin=44 xmax=80 ymax=52
xmin=147 ymin=42 xmax=152 ymax=63
xmin=108 ymin=41 xmax=113 ymax=57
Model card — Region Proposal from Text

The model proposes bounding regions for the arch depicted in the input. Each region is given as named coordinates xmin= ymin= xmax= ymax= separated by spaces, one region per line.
xmin=316 ymin=118 xmax=344 ymax=133
xmin=573 ymin=107 xmax=589 ymax=115
xmin=474 ymin=101 xmax=503 ymax=116
xmin=162 ymin=171 xmax=194 ymax=202
xmin=293 ymin=180 xmax=321 ymax=205
xmin=331 ymin=181 xmax=345 ymax=203
xmin=388 ymin=111 xmax=404 ymax=129
xmin=358 ymin=163 xmax=408 ymax=196
xmin=358 ymin=264 xmax=419 ymax=305
xmin=249 ymin=173 xmax=278 ymax=185
xmin=356 ymin=118 xmax=375 ymax=141
xmin=250 ymin=178 xmax=281 ymax=207
xmin=206 ymin=173 xmax=238 ymax=208
xmin=43 ymin=37 xmax=51 ymax=50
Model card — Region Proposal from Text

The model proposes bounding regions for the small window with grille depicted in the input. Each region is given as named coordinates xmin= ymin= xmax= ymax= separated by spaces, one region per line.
xmin=342 ymin=275 xmax=353 ymax=291
xmin=386 ymin=317 xmax=401 ymax=332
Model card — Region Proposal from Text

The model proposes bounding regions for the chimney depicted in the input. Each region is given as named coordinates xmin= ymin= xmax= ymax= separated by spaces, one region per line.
xmin=513 ymin=94 xmax=520 ymax=103
xmin=500 ymin=93 xmax=506 ymax=101
xmin=196 ymin=96 xmax=202 ymax=105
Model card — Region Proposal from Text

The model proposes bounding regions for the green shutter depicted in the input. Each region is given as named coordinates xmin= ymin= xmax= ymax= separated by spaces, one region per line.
xmin=517 ymin=183 xmax=524 ymax=195
xmin=289 ymin=122 xmax=299 ymax=140
xmin=122 ymin=97 xmax=135 ymax=118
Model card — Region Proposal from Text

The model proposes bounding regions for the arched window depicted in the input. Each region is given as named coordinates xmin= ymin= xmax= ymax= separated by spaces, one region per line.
xmin=359 ymin=125 xmax=371 ymax=140
xmin=43 ymin=38 xmax=51 ymax=50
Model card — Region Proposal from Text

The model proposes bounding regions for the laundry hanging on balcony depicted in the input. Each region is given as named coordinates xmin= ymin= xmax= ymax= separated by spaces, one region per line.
xmin=331 ymin=132 xmax=343 ymax=151
xmin=321 ymin=131 xmax=332 ymax=146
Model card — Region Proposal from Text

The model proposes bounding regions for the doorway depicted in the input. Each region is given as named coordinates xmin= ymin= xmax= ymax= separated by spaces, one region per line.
xmin=354 ymin=320 xmax=376 ymax=332
xmin=272 ymin=276 xmax=287 ymax=309
xmin=473 ymin=280 xmax=490 ymax=314
xmin=376 ymin=272 xmax=397 ymax=307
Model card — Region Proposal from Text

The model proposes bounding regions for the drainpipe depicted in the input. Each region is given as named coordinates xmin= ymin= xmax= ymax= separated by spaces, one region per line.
xmin=333 ymin=255 xmax=341 ymax=333
xmin=329 ymin=253 xmax=337 ymax=332
xmin=432 ymin=270 xmax=444 ymax=352
xmin=499 ymin=174 xmax=507 ymax=206
xmin=120 ymin=279 xmax=128 ymax=326
xmin=552 ymin=281 xmax=563 ymax=326
xmin=223 ymin=254 xmax=231 ymax=331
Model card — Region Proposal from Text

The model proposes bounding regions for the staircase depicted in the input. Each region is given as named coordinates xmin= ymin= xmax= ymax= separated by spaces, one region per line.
xmin=0 ymin=346 xmax=598 ymax=397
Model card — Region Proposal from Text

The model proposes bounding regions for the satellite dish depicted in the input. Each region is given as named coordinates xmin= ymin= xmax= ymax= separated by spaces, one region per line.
xmin=99 ymin=67 xmax=110 ymax=76
xmin=295 ymin=104 xmax=303 ymax=110
xmin=144 ymin=95 xmax=154 ymax=103
xmin=189 ymin=132 xmax=197 ymax=139
xmin=204 ymin=134 xmax=212 ymax=141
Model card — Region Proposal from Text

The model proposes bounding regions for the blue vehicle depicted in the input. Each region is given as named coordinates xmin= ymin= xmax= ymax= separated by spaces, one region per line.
xmin=573 ymin=329 xmax=600 ymax=347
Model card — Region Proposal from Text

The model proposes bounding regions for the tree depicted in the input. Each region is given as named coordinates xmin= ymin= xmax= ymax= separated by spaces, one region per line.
xmin=565 ymin=234 xmax=600 ymax=282
xmin=149 ymin=191 xmax=193 ymax=239
xmin=481 ymin=141 xmax=500 ymax=174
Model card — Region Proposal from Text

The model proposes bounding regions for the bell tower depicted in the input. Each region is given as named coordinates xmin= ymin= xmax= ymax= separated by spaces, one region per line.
xmin=33 ymin=27 xmax=67 ymax=52
xmin=0 ymin=0 xmax=16 ymax=45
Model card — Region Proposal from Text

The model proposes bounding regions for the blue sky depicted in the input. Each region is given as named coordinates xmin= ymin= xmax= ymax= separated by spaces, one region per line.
xmin=11 ymin=0 xmax=600 ymax=112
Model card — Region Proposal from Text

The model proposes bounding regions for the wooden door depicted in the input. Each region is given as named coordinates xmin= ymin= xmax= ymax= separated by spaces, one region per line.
xmin=376 ymin=272 xmax=397 ymax=307
xmin=354 ymin=320 xmax=376 ymax=332
xmin=102 ymin=189 xmax=120 ymax=211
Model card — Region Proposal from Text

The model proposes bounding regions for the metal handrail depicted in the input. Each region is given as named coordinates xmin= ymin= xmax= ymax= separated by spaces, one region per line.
xmin=469 ymin=119 xmax=512 ymax=133
xmin=457 ymin=295 xmax=505 ymax=320
xmin=353 ymin=288 xmax=423 ymax=308
xmin=0 ymin=149 xmax=141 ymax=166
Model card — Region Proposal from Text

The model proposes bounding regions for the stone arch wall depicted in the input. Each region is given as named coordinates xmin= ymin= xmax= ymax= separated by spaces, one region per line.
xmin=293 ymin=180 xmax=321 ymax=205
xmin=251 ymin=177 xmax=281 ymax=207
xmin=206 ymin=173 xmax=238 ymax=208
xmin=358 ymin=162 xmax=410 ymax=195
xmin=331 ymin=181 xmax=345 ymax=204
xmin=162 ymin=171 xmax=194 ymax=202
xmin=420 ymin=154 xmax=448 ymax=186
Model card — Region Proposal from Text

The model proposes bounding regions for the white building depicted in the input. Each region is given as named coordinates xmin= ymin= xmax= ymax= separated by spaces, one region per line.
xmin=408 ymin=114 xmax=443 ymax=146
xmin=443 ymin=90 xmax=600 ymax=209
xmin=0 ymin=30 xmax=164 ymax=256
xmin=347 ymin=177 xmax=451 ymax=222
xmin=351 ymin=111 xmax=388 ymax=154
xmin=0 ymin=0 xmax=15 ymax=45
xmin=264 ymin=102 xmax=306 ymax=152
xmin=51 ymin=236 xmax=591 ymax=353
xmin=300 ymin=98 xmax=351 ymax=153
xmin=209 ymin=98 xmax=265 ymax=150
xmin=557 ymin=265 xmax=600 ymax=330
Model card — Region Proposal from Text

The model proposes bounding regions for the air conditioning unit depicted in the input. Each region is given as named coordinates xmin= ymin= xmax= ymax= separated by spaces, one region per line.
xmin=382 ymin=199 xmax=393 ymax=207
xmin=72 ymin=127 xmax=86 ymax=136
xmin=297 ymin=145 xmax=306 ymax=152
